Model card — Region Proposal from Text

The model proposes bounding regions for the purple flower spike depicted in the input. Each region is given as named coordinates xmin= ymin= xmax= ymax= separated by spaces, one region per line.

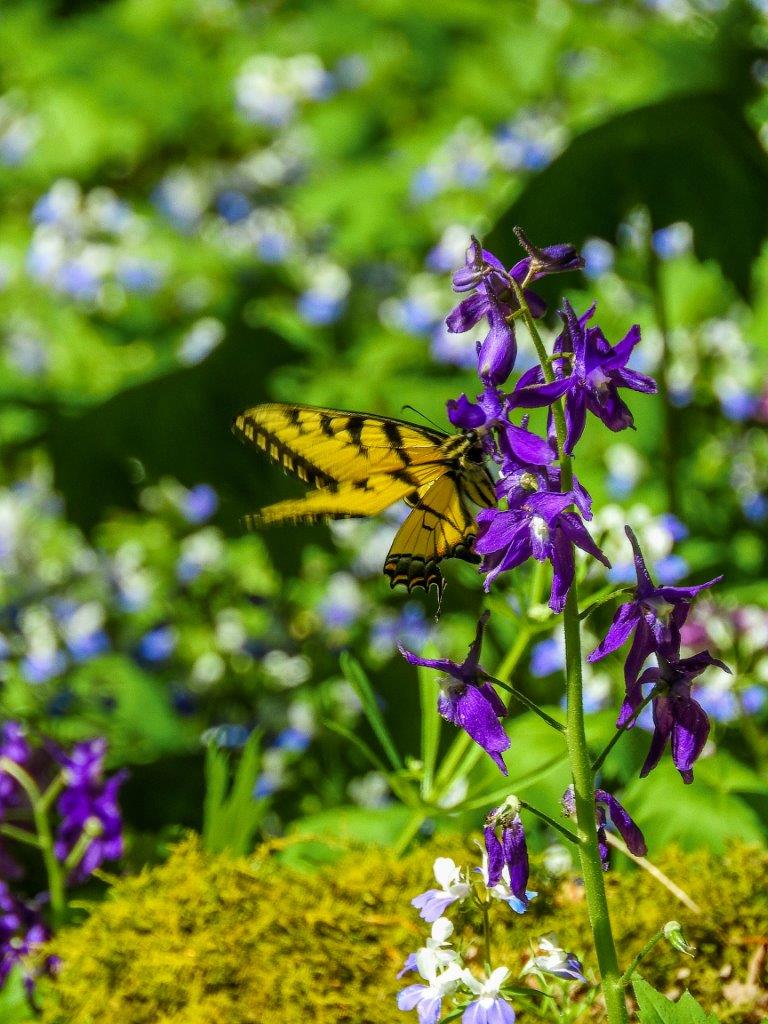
xmin=638 ymin=650 xmax=729 ymax=783
xmin=475 ymin=491 xmax=609 ymax=611
xmin=589 ymin=527 xmax=722 ymax=724
xmin=513 ymin=301 xmax=656 ymax=453
xmin=513 ymin=227 xmax=584 ymax=280
xmin=399 ymin=613 xmax=511 ymax=774
xmin=54 ymin=738 xmax=127 ymax=881
xmin=562 ymin=785 xmax=646 ymax=869
xmin=483 ymin=798 xmax=530 ymax=904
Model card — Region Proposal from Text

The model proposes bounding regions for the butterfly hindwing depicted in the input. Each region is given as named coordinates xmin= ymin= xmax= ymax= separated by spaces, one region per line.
xmin=233 ymin=402 xmax=496 ymax=593
xmin=384 ymin=471 xmax=483 ymax=593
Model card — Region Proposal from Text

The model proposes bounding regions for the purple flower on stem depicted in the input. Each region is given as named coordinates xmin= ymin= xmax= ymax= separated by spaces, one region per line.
xmin=0 ymin=722 xmax=31 ymax=817
xmin=589 ymin=527 xmax=722 ymax=724
xmin=513 ymin=301 xmax=656 ymax=454
xmin=411 ymin=857 xmax=471 ymax=923
xmin=562 ymin=785 xmax=646 ymax=868
xmin=398 ymin=917 xmax=457 ymax=979
xmin=0 ymin=883 xmax=50 ymax=992
xmin=461 ymin=966 xmax=516 ymax=1024
xmin=475 ymin=491 xmax=609 ymax=611
xmin=637 ymin=651 xmax=729 ymax=783
xmin=54 ymin=739 xmax=127 ymax=881
xmin=512 ymin=226 xmax=584 ymax=280
xmin=522 ymin=936 xmax=586 ymax=983
xmin=483 ymin=797 xmax=529 ymax=907
xmin=447 ymin=237 xmax=547 ymax=387
xmin=398 ymin=613 xmax=511 ymax=774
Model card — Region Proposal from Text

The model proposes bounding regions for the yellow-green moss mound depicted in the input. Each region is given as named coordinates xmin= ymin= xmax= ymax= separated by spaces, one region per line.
xmin=36 ymin=837 xmax=768 ymax=1024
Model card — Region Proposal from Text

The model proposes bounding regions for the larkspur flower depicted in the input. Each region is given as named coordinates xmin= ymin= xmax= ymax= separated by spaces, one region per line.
xmin=475 ymin=491 xmax=609 ymax=611
xmin=398 ymin=917 xmax=458 ymax=978
xmin=0 ymin=722 xmax=30 ymax=818
xmin=562 ymin=785 xmax=646 ymax=868
xmin=637 ymin=650 xmax=730 ymax=783
xmin=522 ymin=936 xmax=586 ymax=983
xmin=475 ymin=842 xmax=537 ymax=914
xmin=513 ymin=301 xmax=656 ymax=454
xmin=0 ymin=883 xmax=49 ymax=992
xmin=460 ymin=966 xmax=516 ymax=1024
xmin=412 ymin=858 xmax=471 ymax=923
xmin=483 ymin=797 xmax=530 ymax=907
xmin=54 ymin=739 xmax=127 ymax=881
xmin=397 ymin=952 xmax=464 ymax=1024
xmin=399 ymin=612 xmax=510 ymax=774
xmin=589 ymin=527 xmax=722 ymax=724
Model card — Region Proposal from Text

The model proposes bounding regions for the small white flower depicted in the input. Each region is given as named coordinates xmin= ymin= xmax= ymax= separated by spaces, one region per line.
xmin=523 ymin=936 xmax=586 ymax=983
xmin=461 ymin=966 xmax=516 ymax=1023
xmin=411 ymin=858 xmax=470 ymax=923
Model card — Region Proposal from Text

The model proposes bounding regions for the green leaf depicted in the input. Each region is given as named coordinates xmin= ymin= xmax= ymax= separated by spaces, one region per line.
xmin=633 ymin=976 xmax=719 ymax=1024
xmin=203 ymin=732 xmax=268 ymax=856
xmin=340 ymin=652 xmax=403 ymax=771
xmin=0 ymin=966 xmax=34 ymax=1023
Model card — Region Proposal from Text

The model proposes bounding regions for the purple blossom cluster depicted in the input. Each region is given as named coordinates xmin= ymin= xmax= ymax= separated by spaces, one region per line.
xmin=400 ymin=231 xmax=727 ymax=784
xmin=0 ymin=722 xmax=125 ymax=990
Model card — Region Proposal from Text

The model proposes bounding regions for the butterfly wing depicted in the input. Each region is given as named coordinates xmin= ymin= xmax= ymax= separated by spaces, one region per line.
xmin=232 ymin=403 xmax=448 ymax=490
xmin=384 ymin=469 xmax=489 ymax=593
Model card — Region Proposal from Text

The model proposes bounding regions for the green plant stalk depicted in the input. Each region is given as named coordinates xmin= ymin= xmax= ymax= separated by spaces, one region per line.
xmin=0 ymin=759 xmax=67 ymax=928
xmin=591 ymin=686 xmax=659 ymax=774
xmin=512 ymin=272 xmax=628 ymax=1024
xmin=518 ymin=800 xmax=578 ymax=843
xmin=619 ymin=928 xmax=665 ymax=987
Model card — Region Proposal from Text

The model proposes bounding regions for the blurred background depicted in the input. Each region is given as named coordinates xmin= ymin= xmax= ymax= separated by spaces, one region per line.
xmin=0 ymin=0 xmax=767 ymax=867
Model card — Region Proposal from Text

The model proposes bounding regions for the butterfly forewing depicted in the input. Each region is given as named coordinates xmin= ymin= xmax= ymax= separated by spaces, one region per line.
xmin=233 ymin=402 xmax=496 ymax=593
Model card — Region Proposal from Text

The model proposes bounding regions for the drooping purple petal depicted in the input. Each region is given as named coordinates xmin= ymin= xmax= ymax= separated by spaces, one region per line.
xmin=588 ymin=603 xmax=643 ymax=662
xmin=501 ymin=818 xmax=529 ymax=900
xmin=452 ymin=685 xmax=510 ymax=775
xmin=484 ymin=825 xmax=504 ymax=887
xmin=595 ymin=789 xmax=647 ymax=856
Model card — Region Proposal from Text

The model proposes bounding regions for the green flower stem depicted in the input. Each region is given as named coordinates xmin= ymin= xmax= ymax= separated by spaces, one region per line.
xmin=481 ymin=899 xmax=492 ymax=967
xmin=0 ymin=758 xmax=66 ymax=928
xmin=484 ymin=675 xmax=565 ymax=733
xmin=518 ymin=800 xmax=579 ymax=844
xmin=591 ymin=687 xmax=659 ymax=775
xmin=63 ymin=821 xmax=102 ymax=876
xmin=0 ymin=823 xmax=42 ymax=848
xmin=512 ymin=274 xmax=629 ymax=1024
xmin=619 ymin=928 xmax=665 ymax=987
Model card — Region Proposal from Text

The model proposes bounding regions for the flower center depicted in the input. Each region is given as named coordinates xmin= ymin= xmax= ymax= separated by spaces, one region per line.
xmin=530 ymin=516 xmax=549 ymax=543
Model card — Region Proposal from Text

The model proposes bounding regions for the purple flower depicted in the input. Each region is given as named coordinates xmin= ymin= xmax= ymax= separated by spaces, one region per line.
xmin=483 ymin=798 xmax=529 ymax=906
xmin=0 ymin=884 xmax=49 ymax=992
xmin=562 ymin=785 xmax=646 ymax=868
xmin=182 ymin=484 xmax=218 ymax=524
xmin=397 ymin=917 xmax=457 ymax=979
xmin=513 ymin=302 xmax=656 ymax=454
xmin=513 ymin=227 xmax=584 ymax=280
xmin=447 ymin=237 xmax=547 ymax=387
xmin=475 ymin=491 xmax=609 ymax=611
xmin=399 ymin=613 xmax=510 ymax=774
xmin=522 ymin=937 xmax=586 ymax=983
xmin=398 ymin=956 xmax=463 ymax=1024
xmin=637 ymin=651 xmax=729 ymax=783
xmin=0 ymin=722 xmax=31 ymax=818
xmin=54 ymin=739 xmax=127 ymax=881
xmin=461 ymin=966 xmax=516 ymax=1024
xmin=411 ymin=858 xmax=471 ymax=923
xmin=589 ymin=527 xmax=722 ymax=724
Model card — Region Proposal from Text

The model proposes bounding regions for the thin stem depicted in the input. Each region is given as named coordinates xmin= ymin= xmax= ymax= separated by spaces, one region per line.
xmin=63 ymin=824 xmax=100 ymax=876
xmin=512 ymin=277 xmax=628 ymax=1024
xmin=485 ymin=675 xmax=565 ymax=733
xmin=591 ymin=687 xmax=659 ymax=775
xmin=519 ymin=800 xmax=579 ymax=844
xmin=481 ymin=901 xmax=492 ymax=967
xmin=0 ymin=759 xmax=67 ymax=928
xmin=619 ymin=929 xmax=665 ymax=987
xmin=0 ymin=823 xmax=42 ymax=848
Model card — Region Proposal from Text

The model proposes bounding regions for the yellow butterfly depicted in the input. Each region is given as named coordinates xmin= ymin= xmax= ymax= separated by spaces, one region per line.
xmin=232 ymin=403 xmax=496 ymax=594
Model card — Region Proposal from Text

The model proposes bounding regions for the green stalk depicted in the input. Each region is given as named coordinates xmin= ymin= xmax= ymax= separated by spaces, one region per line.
xmin=511 ymin=269 xmax=628 ymax=1024
xmin=0 ymin=759 xmax=66 ymax=928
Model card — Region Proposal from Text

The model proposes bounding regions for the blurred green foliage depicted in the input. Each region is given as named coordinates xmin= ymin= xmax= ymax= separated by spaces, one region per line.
xmin=0 ymin=0 xmax=766 ymax=885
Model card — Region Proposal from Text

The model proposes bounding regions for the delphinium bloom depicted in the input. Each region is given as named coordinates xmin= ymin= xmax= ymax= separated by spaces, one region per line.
xmin=483 ymin=797 xmax=529 ymax=905
xmin=589 ymin=526 xmax=722 ymax=724
xmin=460 ymin=966 xmax=516 ymax=1024
xmin=475 ymin=490 xmax=610 ymax=609
xmin=513 ymin=301 xmax=657 ymax=454
xmin=637 ymin=650 xmax=729 ymax=783
xmin=475 ymin=841 xmax=537 ymax=915
xmin=412 ymin=857 xmax=471 ymax=923
xmin=0 ymin=884 xmax=49 ymax=993
xmin=522 ymin=936 xmax=586 ymax=983
xmin=562 ymin=785 xmax=646 ymax=868
xmin=399 ymin=612 xmax=510 ymax=773
xmin=54 ymin=738 xmax=127 ymax=880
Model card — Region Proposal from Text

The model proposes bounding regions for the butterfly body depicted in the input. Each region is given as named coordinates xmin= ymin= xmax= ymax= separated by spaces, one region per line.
xmin=232 ymin=403 xmax=495 ymax=593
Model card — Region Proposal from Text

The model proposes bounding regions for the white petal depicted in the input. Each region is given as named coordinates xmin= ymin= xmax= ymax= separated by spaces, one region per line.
xmin=432 ymin=917 xmax=454 ymax=943
xmin=461 ymin=968 xmax=484 ymax=995
xmin=486 ymin=966 xmax=510 ymax=994
xmin=433 ymin=857 xmax=459 ymax=889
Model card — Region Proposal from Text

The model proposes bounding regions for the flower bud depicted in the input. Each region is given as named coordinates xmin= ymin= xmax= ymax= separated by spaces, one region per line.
xmin=663 ymin=921 xmax=696 ymax=958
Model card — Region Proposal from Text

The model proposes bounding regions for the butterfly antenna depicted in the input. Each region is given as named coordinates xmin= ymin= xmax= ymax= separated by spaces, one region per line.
xmin=402 ymin=404 xmax=444 ymax=432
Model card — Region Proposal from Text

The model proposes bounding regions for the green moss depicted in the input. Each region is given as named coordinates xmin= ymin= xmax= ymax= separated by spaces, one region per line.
xmin=36 ymin=837 xmax=768 ymax=1024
